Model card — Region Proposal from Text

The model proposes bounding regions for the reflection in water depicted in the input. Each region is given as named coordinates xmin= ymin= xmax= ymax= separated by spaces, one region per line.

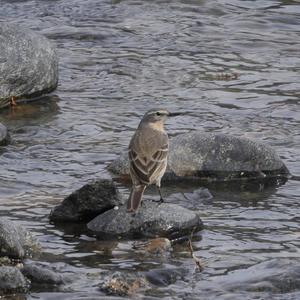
xmin=0 ymin=0 xmax=299 ymax=298
xmin=1 ymin=95 xmax=60 ymax=122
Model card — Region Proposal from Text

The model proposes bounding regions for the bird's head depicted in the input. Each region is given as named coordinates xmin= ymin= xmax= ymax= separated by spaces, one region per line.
xmin=142 ymin=108 xmax=170 ymax=123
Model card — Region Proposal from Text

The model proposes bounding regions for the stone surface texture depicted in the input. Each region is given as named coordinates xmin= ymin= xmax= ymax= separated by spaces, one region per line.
xmin=108 ymin=132 xmax=289 ymax=181
xmin=0 ymin=23 xmax=58 ymax=109
xmin=87 ymin=201 xmax=203 ymax=238
xmin=50 ymin=179 xmax=124 ymax=222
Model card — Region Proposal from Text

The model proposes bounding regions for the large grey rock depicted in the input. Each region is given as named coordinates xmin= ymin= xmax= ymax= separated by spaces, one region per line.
xmin=0 ymin=123 xmax=9 ymax=146
xmin=0 ymin=217 xmax=40 ymax=259
xmin=0 ymin=266 xmax=29 ymax=294
xmin=108 ymin=132 xmax=289 ymax=182
xmin=50 ymin=179 xmax=124 ymax=223
xmin=87 ymin=201 xmax=203 ymax=238
xmin=0 ymin=23 xmax=58 ymax=109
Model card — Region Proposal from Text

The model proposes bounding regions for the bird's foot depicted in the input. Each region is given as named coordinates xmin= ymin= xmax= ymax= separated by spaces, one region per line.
xmin=147 ymin=198 xmax=165 ymax=204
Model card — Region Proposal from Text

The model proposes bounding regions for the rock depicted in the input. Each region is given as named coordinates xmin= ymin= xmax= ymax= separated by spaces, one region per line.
xmin=0 ymin=266 xmax=29 ymax=294
xmin=50 ymin=179 xmax=124 ymax=223
xmin=0 ymin=123 xmax=10 ymax=146
xmin=109 ymin=152 xmax=129 ymax=178
xmin=0 ymin=23 xmax=58 ymax=109
xmin=22 ymin=262 xmax=65 ymax=285
xmin=87 ymin=201 xmax=203 ymax=238
xmin=0 ymin=256 xmax=12 ymax=266
xmin=100 ymin=272 xmax=146 ymax=296
xmin=0 ymin=217 xmax=40 ymax=259
xmin=145 ymin=267 xmax=187 ymax=287
xmin=108 ymin=132 xmax=289 ymax=182
xmin=212 ymin=258 xmax=300 ymax=293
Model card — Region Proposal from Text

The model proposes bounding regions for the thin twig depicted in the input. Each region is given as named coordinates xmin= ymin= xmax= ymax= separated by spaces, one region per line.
xmin=188 ymin=227 xmax=204 ymax=272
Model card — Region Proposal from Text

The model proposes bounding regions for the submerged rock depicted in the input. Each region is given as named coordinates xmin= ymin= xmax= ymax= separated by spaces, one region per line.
xmin=100 ymin=268 xmax=187 ymax=296
xmin=50 ymin=179 xmax=124 ymax=222
xmin=145 ymin=267 xmax=187 ymax=287
xmin=0 ymin=23 xmax=58 ymax=109
xmin=100 ymin=272 xmax=146 ymax=296
xmin=0 ymin=266 xmax=29 ymax=294
xmin=87 ymin=201 xmax=203 ymax=238
xmin=22 ymin=262 xmax=65 ymax=285
xmin=213 ymin=258 xmax=300 ymax=293
xmin=0 ymin=217 xmax=40 ymax=259
xmin=0 ymin=123 xmax=10 ymax=146
xmin=108 ymin=132 xmax=289 ymax=182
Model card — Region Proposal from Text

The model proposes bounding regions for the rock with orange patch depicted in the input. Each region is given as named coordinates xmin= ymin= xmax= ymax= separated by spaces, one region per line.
xmin=0 ymin=23 xmax=58 ymax=109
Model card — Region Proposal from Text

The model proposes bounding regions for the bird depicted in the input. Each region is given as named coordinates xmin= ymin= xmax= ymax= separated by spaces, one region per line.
xmin=127 ymin=108 xmax=172 ymax=213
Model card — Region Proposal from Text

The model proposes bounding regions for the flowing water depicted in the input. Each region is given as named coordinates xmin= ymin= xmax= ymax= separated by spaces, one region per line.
xmin=0 ymin=0 xmax=300 ymax=299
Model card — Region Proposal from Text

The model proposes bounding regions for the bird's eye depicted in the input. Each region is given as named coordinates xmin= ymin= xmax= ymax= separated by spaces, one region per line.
xmin=156 ymin=112 xmax=162 ymax=116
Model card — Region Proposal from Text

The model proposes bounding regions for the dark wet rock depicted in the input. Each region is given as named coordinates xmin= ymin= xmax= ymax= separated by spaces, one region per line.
xmin=100 ymin=272 xmax=147 ymax=296
xmin=0 ymin=266 xmax=29 ymax=294
xmin=145 ymin=267 xmax=187 ymax=287
xmin=87 ymin=201 xmax=203 ymax=238
xmin=0 ymin=123 xmax=10 ymax=146
xmin=108 ymin=132 xmax=289 ymax=182
xmin=50 ymin=179 xmax=124 ymax=223
xmin=0 ymin=23 xmax=58 ymax=109
xmin=0 ymin=217 xmax=40 ymax=259
xmin=22 ymin=262 xmax=65 ymax=285
xmin=214 ymin=258 xmax=300 ymax=293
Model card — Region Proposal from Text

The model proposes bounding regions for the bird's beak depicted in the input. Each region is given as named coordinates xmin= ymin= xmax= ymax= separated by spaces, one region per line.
xmin=168 ymin=112 xmax=181 ymax=117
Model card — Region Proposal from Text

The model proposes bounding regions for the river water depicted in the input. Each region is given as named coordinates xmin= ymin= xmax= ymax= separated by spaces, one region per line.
xmin=0 ymin=0 xmax=300 ymax=299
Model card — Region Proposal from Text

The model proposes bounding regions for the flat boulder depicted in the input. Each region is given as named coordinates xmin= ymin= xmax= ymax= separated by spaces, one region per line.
xmin=108 ymin=132 xmax=289 ymax=182
xmin=50 ymin=179 xmax=124 ymax=222
xmin=0 ymin=217 xmax=40 ymax=259
xmin=87 ymin=201 xmax=203 ymax=238
xmin=0 ymin=123 xmax=10 ymax=146
xmin=0 ymin=23 xmax=58 ymax=109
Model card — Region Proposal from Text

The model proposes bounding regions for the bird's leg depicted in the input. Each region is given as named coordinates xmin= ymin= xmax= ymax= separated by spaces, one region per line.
xmin=157 ymin=186 xmax=164 ymax=203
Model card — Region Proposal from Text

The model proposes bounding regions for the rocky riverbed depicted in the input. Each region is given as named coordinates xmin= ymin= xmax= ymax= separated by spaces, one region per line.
xmin=0 ymin=0 xmax=300 ymax=299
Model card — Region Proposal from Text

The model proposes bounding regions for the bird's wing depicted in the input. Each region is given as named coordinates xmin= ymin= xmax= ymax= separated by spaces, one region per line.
xmin=129 ymin=143 xmax=168 ymax=185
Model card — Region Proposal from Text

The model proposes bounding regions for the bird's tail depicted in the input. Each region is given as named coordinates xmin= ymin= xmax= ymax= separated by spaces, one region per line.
xmin=127 ymin=185 xmax=146 ymax=213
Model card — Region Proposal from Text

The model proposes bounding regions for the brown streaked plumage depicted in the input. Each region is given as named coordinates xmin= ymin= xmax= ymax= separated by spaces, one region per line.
xmin=127 ymin=108 xmax=170 ymax=213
